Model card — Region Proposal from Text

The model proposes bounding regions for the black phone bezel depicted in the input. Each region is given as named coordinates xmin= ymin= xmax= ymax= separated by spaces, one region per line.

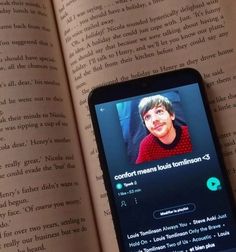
xmin=88 ymin=68 xmax=236 ymax=252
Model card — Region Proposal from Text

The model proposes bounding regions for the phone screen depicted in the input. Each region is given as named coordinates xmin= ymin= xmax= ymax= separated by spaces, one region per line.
xmin=92 ymin=76 xmax=236 ymax=251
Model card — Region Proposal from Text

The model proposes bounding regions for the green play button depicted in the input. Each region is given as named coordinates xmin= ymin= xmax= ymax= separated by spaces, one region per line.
xmin=207 ymin=177 xmax=221 ymax=191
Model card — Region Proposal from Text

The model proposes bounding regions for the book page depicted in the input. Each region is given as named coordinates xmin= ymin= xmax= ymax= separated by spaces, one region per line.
xmin=53 ymin=0 xmax=236 ymax=251
xmin=0 ymin=1 xmax=100 ymax=251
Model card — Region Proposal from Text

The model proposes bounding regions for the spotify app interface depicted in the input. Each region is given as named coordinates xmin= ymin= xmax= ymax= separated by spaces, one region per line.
xmin=95 ymin=83 xmax=236 ymax=252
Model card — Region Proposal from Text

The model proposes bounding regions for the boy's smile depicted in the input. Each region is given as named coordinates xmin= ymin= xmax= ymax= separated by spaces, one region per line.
xmin=143 ymin=105 xmax=176 ymax=144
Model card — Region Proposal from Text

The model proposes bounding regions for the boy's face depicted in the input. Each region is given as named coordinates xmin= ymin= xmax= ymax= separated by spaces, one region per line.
xmin=143 ymin=105 xmax=175 ymax=140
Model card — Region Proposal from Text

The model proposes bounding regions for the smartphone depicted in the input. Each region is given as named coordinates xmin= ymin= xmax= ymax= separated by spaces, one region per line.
xmin=89 ymin=68 xmax=236 ymax=252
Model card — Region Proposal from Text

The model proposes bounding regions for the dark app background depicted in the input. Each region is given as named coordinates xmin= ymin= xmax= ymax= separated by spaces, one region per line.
xmin=95 ymin=83 xmax=236 ymax=251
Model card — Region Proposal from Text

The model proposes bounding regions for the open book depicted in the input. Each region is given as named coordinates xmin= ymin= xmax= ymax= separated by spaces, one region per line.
xmin=0 ymin=0 xmax=235 ymax=251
